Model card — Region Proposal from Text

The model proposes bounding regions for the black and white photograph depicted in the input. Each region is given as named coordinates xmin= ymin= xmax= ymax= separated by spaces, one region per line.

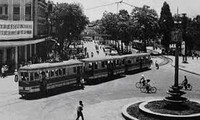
xmin=0 ymin=0 xmax=200 ymax=120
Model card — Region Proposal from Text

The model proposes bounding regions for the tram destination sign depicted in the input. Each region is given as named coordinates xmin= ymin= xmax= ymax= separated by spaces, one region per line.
xmin=0 ymin=20 xmax=33 ymax=40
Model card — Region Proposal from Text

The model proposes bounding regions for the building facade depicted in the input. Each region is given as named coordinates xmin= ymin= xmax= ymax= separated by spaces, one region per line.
xmin=0 ymin=0 xmax=48 ymax=72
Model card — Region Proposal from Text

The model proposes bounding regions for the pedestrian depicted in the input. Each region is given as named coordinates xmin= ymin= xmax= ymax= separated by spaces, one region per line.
xmin=182 ymin=76 xmax=188 ymax=90
xmin=4 ymin=65 xmax=8 ymax=77
xmin=1 ymin=65 xmax=5 ymax=78
xmin=76 ymin=101 xmax=84 ymax=120
xmin=192 ymin=53 xmax=194 ymax=59
xmin=1 ymin=66 xmax=4 ymax=78
xmin=14 ymin=69 xmax=18 ymax=82
xmin=91 ymin=52 xmax=93 ymax=58
xmin=80 ymin=78 xmax=85 ymax=90
xmin=155 ymin=60 xmax=159 ymax=69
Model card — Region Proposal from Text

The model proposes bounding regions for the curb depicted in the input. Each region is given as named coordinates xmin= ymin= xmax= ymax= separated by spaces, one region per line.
xmin=121 ymin=103 xmax=140 ymax=120
xmin=139 ymin=99 xmax=200 ymax=118
xmin=165 ymin=56 xmax=200 ymax=76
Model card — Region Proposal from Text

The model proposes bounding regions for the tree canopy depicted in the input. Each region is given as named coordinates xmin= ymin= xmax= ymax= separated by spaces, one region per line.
xmin=159 ymin=1 xmax=174 ymax=50
xmin=53 ymin=3 xmax=89 ymax=59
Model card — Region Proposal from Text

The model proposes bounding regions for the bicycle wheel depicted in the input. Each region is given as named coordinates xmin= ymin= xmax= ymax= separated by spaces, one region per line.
xmin=187 ymin=84 xmax=192 ymax=91
xmin=135 ymin=82 xmax=141 ymax=88
xmin=140 ymin=86 xmax=146 ymax=93
xmin=151 ymin=87 xmax=157 ymax=93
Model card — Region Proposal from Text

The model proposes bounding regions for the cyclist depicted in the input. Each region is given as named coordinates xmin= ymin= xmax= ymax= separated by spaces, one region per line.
xmin=140 ymin=75 xmax=146 ymax=86
xmin=145 ymin=79 xmax=151 ymax=93
xmin=182 ymin=76 xmax=188 ymax=90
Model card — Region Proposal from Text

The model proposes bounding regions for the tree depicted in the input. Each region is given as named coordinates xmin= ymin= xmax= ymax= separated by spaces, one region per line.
xmin=53 ymin=3 xmax=89 ymax=59
xmin=131 ymin=5 xmax=159 ymax=52
xmin=159 ymin=2 xmax=174 ymax=52
xmin=187 ymin=15 xmax=200 ymax=51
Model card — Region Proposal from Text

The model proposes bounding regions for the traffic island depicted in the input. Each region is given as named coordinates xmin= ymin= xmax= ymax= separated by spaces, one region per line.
xmin=122 ymin=99 xmax=200 ymax=120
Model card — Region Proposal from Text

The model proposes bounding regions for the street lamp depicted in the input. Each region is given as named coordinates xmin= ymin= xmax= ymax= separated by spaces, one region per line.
xmin=164 ymin=14 xmax=187 ymax=103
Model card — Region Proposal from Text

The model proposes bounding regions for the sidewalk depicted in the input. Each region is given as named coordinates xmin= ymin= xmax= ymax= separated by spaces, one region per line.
xmin=166 ymin=55 xmax=200 ymax=76
xmin=147 ymin=46 xmax=200 ymax=76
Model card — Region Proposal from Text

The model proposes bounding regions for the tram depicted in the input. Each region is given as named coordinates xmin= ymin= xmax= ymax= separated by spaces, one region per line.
xmin=17 ymin=53 xmax=152 ymax=97
xmin=123 ymin=53 xmax=152 ymax=72
xmin=18 ymin=59 xmax=83 ymax=97
xmin=81 ymin=55 xmax=125 ymax=82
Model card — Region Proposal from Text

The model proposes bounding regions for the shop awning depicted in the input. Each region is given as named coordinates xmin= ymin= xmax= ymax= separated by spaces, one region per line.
xmin=0 ymin=38 xmax=46 ymax=47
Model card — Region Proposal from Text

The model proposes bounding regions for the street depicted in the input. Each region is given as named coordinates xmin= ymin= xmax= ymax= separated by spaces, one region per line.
xmin=0 ymin=56 xmax=199 ymax=120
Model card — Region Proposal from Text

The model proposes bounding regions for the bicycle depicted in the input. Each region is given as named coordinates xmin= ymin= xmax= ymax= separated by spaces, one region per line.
xmin=140 ymin=85 xmax=157 ymax=93
xmin=135 ymin=79 xmax=150 ymax=88
xmin=179 ymin=82 xmax=192 ymax=91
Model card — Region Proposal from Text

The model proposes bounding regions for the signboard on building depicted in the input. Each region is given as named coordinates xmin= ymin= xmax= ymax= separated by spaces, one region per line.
xmin=0 ymin=20 xmax=33 ymax=40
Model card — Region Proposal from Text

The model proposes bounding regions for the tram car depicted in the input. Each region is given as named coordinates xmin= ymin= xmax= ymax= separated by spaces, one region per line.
xmin=18 ymin=59 xmax=83 ymax=97
xmin=123 ymin=53 xmax=152 ymax=72
xmin=81 ymin=55 xmax=125 ymax=82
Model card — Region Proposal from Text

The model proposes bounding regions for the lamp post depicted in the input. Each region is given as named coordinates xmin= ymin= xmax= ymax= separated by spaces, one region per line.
xmin=164 ymin=14 xmax=187 ymax=103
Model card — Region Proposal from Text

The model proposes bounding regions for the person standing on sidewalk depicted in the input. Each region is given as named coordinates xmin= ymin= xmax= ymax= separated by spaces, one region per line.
xmin=155 ymin=60 xmax=159 ymax=69
xmin=76 ymin=101 xmax=84 ymax=120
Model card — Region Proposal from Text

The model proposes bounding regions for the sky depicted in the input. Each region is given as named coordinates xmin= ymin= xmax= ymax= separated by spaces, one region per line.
xmin=51 ymin=0 xmax=200 ymax=21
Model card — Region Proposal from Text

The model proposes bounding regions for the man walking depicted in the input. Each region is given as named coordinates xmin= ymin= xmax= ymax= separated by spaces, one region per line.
xmin=76 ymin=101 xmax=84 ymax=120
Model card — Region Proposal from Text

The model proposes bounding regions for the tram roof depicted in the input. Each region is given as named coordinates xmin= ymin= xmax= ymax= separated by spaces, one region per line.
xmin=81 ymin=53 xmax=150 ymax=62
xmin=122 ymin=53 xmax=150 ymax=58
xmin=19 ymin=59 xmax=83 ymax=70
xmin=81 ymin=55 xmax=125 ymax=62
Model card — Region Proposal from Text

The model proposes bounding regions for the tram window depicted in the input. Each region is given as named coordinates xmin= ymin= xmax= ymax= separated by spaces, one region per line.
xmin=94 ymin=63 xmax=98 ymax=69
xmin=122 ymin=59 xmax=125 ymax=64
xmin=102 ymin=61 xmax=105 ymax=68
xmin=50 ymin=70 xmax=54 ymax=77
xmin=21 ymin=72 xmax=29 ymax=81
xmin=128 ymin=60 xmax=131 ymax=64
xmin=58 ymin=69 xmax=62 ymax=76
xmin=73 ymin=67 xmax=77 ymax=73
xmin=136 ymin=58 xmax=139 ymax=62
xmin=55 ymin=69 xmax=59 ymax=76
xmin=30 ymin=73 xmax=34 ymax=81
xmin=35 ymin=72 xmax=39 ymax=80
xmin=46 ymin=71 xmax=49 ymax=78
xmin=62 ymin=68 xmax=66 ymax=75
xmin=89 ymin=63 xmax=92 ymax=68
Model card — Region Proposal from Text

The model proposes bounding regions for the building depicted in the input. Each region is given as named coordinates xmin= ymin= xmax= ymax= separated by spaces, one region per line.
xmin=0 ymin=0 xmax=48 ymax=72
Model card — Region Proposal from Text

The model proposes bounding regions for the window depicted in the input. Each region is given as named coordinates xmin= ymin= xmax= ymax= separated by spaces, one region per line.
xmin=50 ymin=70 xmax=54 ymax=77
xmin=21 ymin=72 xmax=29 ymax=81
xmin=94 ymin=63 xmax=98 ymax=69
xmin=30 ymin=73 xmax=34 ymax=81
xmin=13 ymin=5 xmax=20 ymax=20
xmin=101 ymin=61 xmax=105 ymax=68
xmin=62 ymin=68 xmax=66 ymax=75
xmin=89 ymin=63 xmax=92 ymax=68
xmin=25 ymin=4 xmax=31 ymax=20
xmin=5 ymin=6 xmax=7 ymax=15
xmin=46 ymin=71 xmax=49 ymax=78
xmin=35 ymin=72 xmax=39 ymax=80
xmin=0 ymin=7 xmax=2 ymax=15
xmin=73 ymin=67 xmax=77 ymax=73
xmin=13 ymin=6 xmax=20 ymax=14
xmin=128 ymin=60 xmax=131 ymax=64
xmin=55 ymin=69 xmax=59 ymax=76
xmin=58 ymin=69 xmax=62 ymax=76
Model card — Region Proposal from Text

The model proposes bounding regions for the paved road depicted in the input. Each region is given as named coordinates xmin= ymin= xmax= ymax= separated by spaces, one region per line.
xmin=0 ymin=55 xmax=200 ymax=120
